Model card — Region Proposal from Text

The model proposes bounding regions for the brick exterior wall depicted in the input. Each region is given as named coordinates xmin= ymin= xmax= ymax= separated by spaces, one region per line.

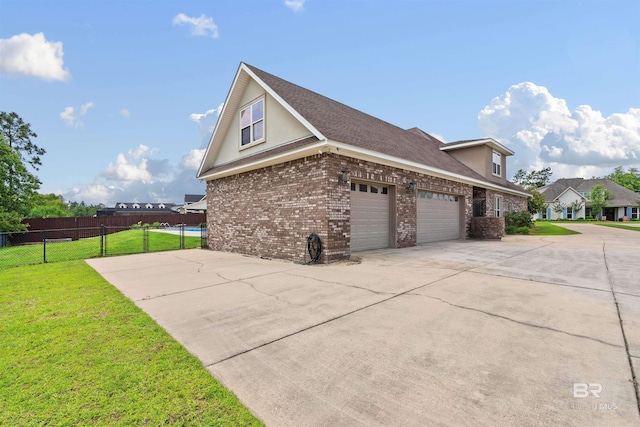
xmin=207 ymin=154 xmax=330 ymax=262
xmin=470 ymin=217 xmax=505 ymax=239
xmin=485 ymin=189 xmax=528 ymax=217
xmin=207 ymin=152 xmax=526 ymax=262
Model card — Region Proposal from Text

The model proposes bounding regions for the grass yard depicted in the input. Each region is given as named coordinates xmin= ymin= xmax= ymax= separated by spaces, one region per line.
xmin=0 ymin=260 xmax=262 ymax=426
xmin=531 ymin=221 xmax=581 ymax=236
xmin=594 ymin=222 xmax=640 ymax=232
xmin=0 ymin=229 xmax=202 ymax=269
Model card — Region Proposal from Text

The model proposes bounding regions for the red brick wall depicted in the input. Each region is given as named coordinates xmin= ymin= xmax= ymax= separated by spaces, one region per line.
xmin=207 ymin=154 xmax=330 ymax=262
xmin=206 ymin=152 xmax=525 ymax=262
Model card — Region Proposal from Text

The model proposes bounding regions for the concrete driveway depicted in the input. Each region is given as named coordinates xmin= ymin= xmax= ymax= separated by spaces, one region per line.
xmin=87 ymin=223 xmax=640 ymax=426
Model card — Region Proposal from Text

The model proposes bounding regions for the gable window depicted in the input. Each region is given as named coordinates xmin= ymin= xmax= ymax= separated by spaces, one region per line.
xmin=492 ymin=151 xmax=502 ymax=177
xmin=240 ymin=98 xmax=264 ymax=147
xmin=567 ymin=207 xmax=573 ymax=219
xmin=495 ymin=196 xmax=502 ymax=217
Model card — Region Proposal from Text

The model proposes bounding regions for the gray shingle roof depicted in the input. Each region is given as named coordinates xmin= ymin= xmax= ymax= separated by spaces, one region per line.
xmin=245 ymin=64 xmax=497 ymax=181
xmin=212 ymin=63 xmax=526 ymax=194
xmin=184 ymin=194 xmax=205 ymax=204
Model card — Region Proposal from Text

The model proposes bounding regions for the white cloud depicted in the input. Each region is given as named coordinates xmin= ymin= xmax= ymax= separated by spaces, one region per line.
xmin=61 ymin=106 xmax=219 ymax=206
xmin=284 ymin=0 xmax=306 ymax=12
xmin=64 ymin=143 xmax=205 ymax=206
xmin=173 ymin=13 xmax=219 ymax=38
xmin=478 ymin=82 xmax=640 ymax=178
xmin=103 ymin=152 xmax=153 ymax=183
xmin=128 ymin=144 xmax=152 ymax=159
xmin=190 ymin=103 xmax=223 ymax=144
xmin=181 ymin=149 xmax=206 ymax=170
xmin=0 ymin=33 xmax=70 ymax=81
xmin=59 ymin=101 xmax=94 ymax=128
xmin=119 ymin=108 xmax=130 ymax=118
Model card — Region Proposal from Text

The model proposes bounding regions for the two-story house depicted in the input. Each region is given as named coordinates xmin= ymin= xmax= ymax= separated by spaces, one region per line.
xmin=197 ymin=63 xmax=529 ymax=262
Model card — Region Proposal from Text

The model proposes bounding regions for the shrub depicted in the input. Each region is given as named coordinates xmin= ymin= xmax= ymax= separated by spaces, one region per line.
xmin=505 ymin=225 xmax=518 ymax=235
xmin=151 ymin=221 xmax=161 ymax=228
xmin=517 ymin=226 xmax=530 ymax=235
xmin=505 ymin=211 xmax=533 ymax=229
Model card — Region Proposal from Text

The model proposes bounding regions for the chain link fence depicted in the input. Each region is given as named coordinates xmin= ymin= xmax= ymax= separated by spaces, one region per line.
xmin=0 ymin=224 xmax=208 ymax=269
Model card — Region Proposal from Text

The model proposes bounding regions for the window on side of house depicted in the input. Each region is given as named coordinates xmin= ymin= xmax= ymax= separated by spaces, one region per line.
xmin=495 ymin=196 xmax=502 ymax=217
xmin=633 ymin=207 xmax=639 ymax=219
xmin=240 ymin=98 xmax=265 ymax=147
xmin=492 ymin=151 xmax=502 ymax=177
xmin=567 ymin=207 xmax=573 ymax=219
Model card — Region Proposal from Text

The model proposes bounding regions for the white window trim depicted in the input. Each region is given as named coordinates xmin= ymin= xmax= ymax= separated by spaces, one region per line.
xmin=495 ymin=196 xmax=502 ymax=217
xmin=239 ymin=96 xmax=265 ymax=150
xmin=492 ymin=151 xmax=502 ymax=177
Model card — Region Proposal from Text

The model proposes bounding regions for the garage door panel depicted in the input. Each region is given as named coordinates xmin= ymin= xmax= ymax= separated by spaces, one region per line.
xmin=417 ymin=191 xmax=460 ymax=243
xmin=351 ymin=182 xmax=389 ymax=251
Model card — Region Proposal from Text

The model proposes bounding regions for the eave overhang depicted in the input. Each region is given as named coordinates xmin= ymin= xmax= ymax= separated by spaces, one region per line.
xmin=199 ymin=139 xmax=531 ymax=198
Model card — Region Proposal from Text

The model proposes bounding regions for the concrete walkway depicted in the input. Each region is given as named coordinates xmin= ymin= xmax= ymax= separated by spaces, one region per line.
xmin=87 ymin=223 xmax=640 ymax=426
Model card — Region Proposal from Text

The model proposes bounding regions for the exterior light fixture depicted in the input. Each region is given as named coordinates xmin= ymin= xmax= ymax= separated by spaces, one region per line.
xmin=406 ymin=180 xmax=417 ymax=193
xmin=338 ymin=169 xmax=350 ymax=185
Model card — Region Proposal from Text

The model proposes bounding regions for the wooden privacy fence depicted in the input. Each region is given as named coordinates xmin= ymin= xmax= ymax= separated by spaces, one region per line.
xmin=9 ymin=213 xmax=206 ymax=245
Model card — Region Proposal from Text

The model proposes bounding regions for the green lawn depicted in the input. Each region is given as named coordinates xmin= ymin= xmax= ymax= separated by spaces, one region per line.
xmin=0 ymin=260 xmax=262 ymax=426
xmin=0 ymin=229 xmax=202 ymax=269
xmin=594 ymin=222 xmax=640 ymax=232
xmin=531 ymin=221 xmax=581 ymax=236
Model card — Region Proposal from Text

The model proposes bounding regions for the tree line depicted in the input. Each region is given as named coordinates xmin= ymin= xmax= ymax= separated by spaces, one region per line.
xmin=1 ymin=112 xmax=101 ymax=232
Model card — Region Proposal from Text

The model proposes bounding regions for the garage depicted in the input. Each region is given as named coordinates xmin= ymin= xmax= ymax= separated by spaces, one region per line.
xmin=417 ymin=190 xmax=460 ymax=243
xmin=350 ymin=182 xmax=390 ymax=251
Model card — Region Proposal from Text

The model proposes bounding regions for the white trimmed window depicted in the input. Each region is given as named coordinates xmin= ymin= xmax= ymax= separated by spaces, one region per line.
xmin=492 ymin=151 xmax=502 ymax=177
xmin=240 ymin=98 xmax=265 ymax=147
xmin=633 ymin=207 xmax=639 ymax=219
xmin=567 ymin=207 xmax=573 ymax=219
xmin=495 ymin=196 xmax=502 ymax=217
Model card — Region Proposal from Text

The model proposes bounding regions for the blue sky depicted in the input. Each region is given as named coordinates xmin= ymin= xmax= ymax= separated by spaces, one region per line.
xmin=1 ymin=0 xmax=639 ymax=206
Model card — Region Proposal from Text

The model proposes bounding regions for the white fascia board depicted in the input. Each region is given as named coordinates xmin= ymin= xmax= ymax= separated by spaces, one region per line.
xmin=326 ymin=140 xmax=530 ymax=197
xmin=241 ymin=64 xmax=326 ymax=141
xmin=198 ymin=140 xmax=329 ymax=181
xmin=440 ymin=138 xmax=515 ymax=156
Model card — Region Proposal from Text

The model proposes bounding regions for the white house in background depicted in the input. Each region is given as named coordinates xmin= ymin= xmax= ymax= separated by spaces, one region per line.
xmin=537 ymin=178 xmax=640 ymax=220
xmin=178 ymin=194 xmax=206 ymax=213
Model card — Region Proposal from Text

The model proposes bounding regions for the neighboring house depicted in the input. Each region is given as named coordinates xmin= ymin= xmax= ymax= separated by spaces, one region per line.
xmin=537 ymin=178 xmax=640 ymax=220
xmin=178 ymin=194 xmax=207 ymax=213
xmin=96 ymin=202 xmax=178 ymax=216
xmin=196 ymin=63 xmax=529 ymax=262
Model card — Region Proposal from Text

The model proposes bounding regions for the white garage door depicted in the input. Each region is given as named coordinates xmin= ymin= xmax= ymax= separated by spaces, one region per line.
xmin=417 ymin=190 xmax=460 ymax=243
xmin=351 ymin=182 xmax=390 ymax=251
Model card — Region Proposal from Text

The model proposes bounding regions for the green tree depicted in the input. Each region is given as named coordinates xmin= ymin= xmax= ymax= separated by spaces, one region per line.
xmin=68 ymin=200 xmax=101 ymax=217
xmin=587 ymin=184 xmax=613 ymax=220
xmin=0 ymin=112 xmax=45 ymax=170
xmin=0 ymin=135 xmax=41 ymax=231
xmin=606 ymin=166 xmax=640 ymax=192
xmin=512 ymin=167 xmax=552 ymax=189
xmin=571 ymin=200 xmax=584 ymax=216
xmin=551 ymin=200 xmax=566 ymax=217
xmin=28 ymin=193 xmax=70 ymax=218
xmin=527 ymin=188 xmax=547 ymax=215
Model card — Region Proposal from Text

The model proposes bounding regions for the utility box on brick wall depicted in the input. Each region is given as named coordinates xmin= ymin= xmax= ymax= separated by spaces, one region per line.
xmin=470 ymin=217 xmax=504 ymax=240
